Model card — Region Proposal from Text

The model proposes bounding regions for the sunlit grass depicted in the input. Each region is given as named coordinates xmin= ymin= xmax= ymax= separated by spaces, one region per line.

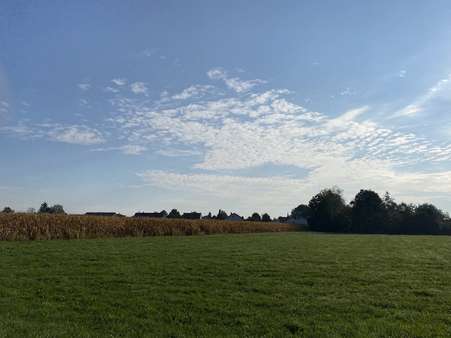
xmin=1 ymin=232 xmax=451 ymax=336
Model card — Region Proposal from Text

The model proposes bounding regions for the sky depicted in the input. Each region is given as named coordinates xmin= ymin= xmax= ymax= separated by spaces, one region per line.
xmin=1 ymin=1 xmax=451 ymax=216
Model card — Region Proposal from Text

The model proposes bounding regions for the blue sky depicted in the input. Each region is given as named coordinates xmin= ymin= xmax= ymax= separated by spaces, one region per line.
xmin=1 ymin=1 xmax=451 ymax=216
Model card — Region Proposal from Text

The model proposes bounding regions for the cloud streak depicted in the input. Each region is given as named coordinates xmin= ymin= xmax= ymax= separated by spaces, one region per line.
xmin=392 ymin=73 xmax=451 ymax=118
xmin=207 ymin=68 xmax=266 ymax=93
xmin=1 ymin=123 xmax=104 ymax=145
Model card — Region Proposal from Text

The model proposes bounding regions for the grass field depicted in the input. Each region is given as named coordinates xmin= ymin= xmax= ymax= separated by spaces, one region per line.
xmin=2 ymin=232 xmax=451 ymax=337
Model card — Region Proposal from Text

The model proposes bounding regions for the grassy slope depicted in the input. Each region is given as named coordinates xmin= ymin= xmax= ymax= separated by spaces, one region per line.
xmin=1 ymin=233 xmax=451 ymax=337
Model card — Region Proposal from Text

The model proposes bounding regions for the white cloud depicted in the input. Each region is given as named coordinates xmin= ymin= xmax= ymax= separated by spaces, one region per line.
xmin=339 ymin=88 xmax=354 ymax=96
xmin=0 ymin=100 xmax=8 ymax=116
xmin=130 ymin=82 xmax=148 ymax=95
xmin=399 ymin=70 xmax=407 ymax=78
xmin=206 ymin=68 xmax=226 ymax=80
xmin=393 ymin=73 xmax=451 ymax=118
xmin=207 ymin=68 xmax=266 ymax=93
xmin=156 ymin=148 xmax=202 ymax=157
xmin=105 ymin=86 xmax=120 ymax=93
xmin=78 ymin=83 xmax=91 ymax=91
xmin=1 ymin=123 xmax=104 ymax=145
xmin=108 ymin=82 xmax=451 ymax=173
xmin=112 ymin=78 xmax=127 ymax=86
xmin=327 ymin=106 xmax=369 ymax=128
xmin=4 ymin=67 xmax=451 ymax=213
xmin=92 ymin=144 xmax=147 ymax=155
xmin=48 ymin=125 xmax=105 ymax=145
xmin=172 ymin=85 xmax=214 ymax=100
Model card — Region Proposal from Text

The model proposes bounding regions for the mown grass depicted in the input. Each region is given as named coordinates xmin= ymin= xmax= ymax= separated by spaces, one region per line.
xmin=0 ymin=213 xmax=296 ymax=240
xmin=1 ymin=232 xmax=451 ymax=337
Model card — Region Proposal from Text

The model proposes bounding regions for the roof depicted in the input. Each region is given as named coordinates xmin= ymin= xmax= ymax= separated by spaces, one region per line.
xmin=85 ymin=212 xmax=122 ymax=217
xmin=226 ymin=213 xmax=242 ymax=221
xmin=134 ymin=212 xmax=165 ymax=218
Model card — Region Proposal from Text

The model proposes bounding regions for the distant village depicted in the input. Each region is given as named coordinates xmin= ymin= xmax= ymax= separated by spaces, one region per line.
xmin=84 ymin=209 xmax=308 ymax=226
xmin=1 ymin=202 xmax=310 ymax=226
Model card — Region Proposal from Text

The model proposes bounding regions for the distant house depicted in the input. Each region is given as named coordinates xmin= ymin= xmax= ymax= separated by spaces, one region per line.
xmin=226 ymin=213 xmax=243 ymax=221
xmin=182 ymin=212 xmax=202 ymax=220
xmin=287 ymin=216 xmax=308 ymax=226
xmin=134 ymin=211 xmax=167 ymax=218
xmin=85 ymin=212 xmax=125 ymax=217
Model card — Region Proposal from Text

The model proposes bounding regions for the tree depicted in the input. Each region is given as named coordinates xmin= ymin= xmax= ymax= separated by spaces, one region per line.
xmin=167 ymin=209 xmax=181 ymax=219
xmin=249 ymin=212 xmax=261 ymax=222
xmin=160 ymin=210 xmax=168 ymax=218
xmin=291 ymin=204 xmax=311 ymax=220
xmin=410 ymin=204 xmax=446 ymax=234
xmin=217 ymin=209 xmax=228 ymax=220
xmin=49 ymin=204 xmax=65 ymax=214
xmin=308 ymin=187 xmax=349 ymax=232
xmin=396 ymin=203 xmax=416 ymax=234
xmin=38 ymin=202 xmax=51 ymax=213
xmin=1 ymin=207 xmax=14 ymax=213
xmin=351 ymin=190 xmax=386 ymax=233
xmin=261 ymin=213 xmax=271 ymax=222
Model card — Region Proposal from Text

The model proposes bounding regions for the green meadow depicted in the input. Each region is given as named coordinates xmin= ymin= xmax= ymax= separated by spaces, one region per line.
xmin=1 ymin=232 xmax=451 ymax=337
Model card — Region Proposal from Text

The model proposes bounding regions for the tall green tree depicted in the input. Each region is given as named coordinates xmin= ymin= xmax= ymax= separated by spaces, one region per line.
xmin=38 ymin=202 xmax=50 ymax=213
xmin=261 ymin=213 xmax=271 ymax=222
xmin=1 ymin=207 xmax=14 ymax=213
xmin=216 ymin=209 xmax=228 ymax=220
xmin=167 ymin=209 xmax=181 ymax=219
xmin=291 ymin=204 xmax=311 ymax=220
xmin=308 ymin=187 xmax=349 ymax=232
xmin=351 ymin=190 xmax=386 ymax=233
xmin=249 ymin=212 xmax=261 ymax=222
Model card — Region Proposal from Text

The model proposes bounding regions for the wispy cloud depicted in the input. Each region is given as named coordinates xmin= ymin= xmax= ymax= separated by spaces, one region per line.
xmin=339 ymin=88 xmax=355 ymax=96
xmin=0 ymin=100 xmax=9 ymax=116
xmin=47 ymin=125 xmax=105 ymax=145
xmin=92 ymin=144 xmax=147 ymax=155
xmin=111 ymin=78 xmax=127 ymax=86
xmin=156 ymin=148 xmax=202 ymax=157
xmin=1 ymin=123 xmax=104 ymax=145
xmin=172 ymin=85 xmax=214 ymax=100
xmin=207 ymin=68 xmax=266 ymax=93
xmin=392 ymin=73 xmax=451 ymax=118
xmin=78 ymin=83 xmax=91 ymax=91
xmin=105 ymin=86 xmax=120 ymax=93
xmin=130 ymin=82 xmax=148 ymax=95
xmin=102 ymin=68 xmax=451 ymax=213
xmin=4 ymin=67 xmax=451 ymax=213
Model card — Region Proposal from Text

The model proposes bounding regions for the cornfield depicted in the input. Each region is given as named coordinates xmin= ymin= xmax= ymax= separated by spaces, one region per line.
xmin=0 ymin=213 xmax=298 ymax=241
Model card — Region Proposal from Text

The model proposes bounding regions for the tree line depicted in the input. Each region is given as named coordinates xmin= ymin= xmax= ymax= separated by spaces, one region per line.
xmin=1 ymin=202 xmax=66 ymax=215
xmin=293 ymin=188 xmax=450 ymax=235
xmin=2 ymin=189 xmax=450 ymax=235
